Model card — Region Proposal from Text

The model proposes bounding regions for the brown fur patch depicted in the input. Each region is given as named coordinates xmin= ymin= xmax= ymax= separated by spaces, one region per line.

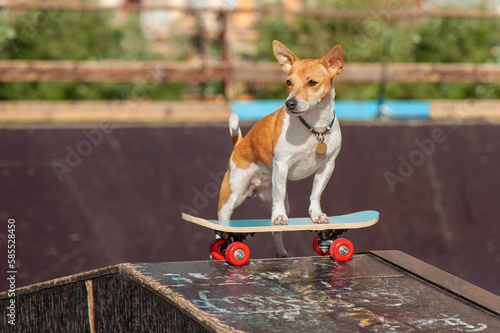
xmin=231 ymin=132 xmax=243 ymax=147
xmin=230 ymin=107 xmax=286 ymax=170
xmin=217 ymin=169 xmax=232 ymax=211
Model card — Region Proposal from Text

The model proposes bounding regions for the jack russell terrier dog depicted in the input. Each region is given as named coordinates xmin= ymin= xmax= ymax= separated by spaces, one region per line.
xmin=218 ymin=40 xmax=344 ymax=258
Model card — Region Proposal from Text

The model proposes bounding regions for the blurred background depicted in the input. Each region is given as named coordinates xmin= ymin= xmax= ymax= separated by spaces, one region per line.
xmin=0 ymin=0 xmax=499 ymax=295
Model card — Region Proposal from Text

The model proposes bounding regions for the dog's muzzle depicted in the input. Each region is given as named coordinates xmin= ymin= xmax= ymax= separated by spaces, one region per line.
xmin=285 ymin=97 xmax=297 ymax=112
xmin=285 ymin=95 xmax=309 ymax=114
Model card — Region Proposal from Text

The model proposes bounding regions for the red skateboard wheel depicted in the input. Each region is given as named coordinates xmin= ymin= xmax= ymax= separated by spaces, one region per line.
xmin=209 ymin=239 xmax=227 ymax=261
xmin=226 ymin=242 xmax=250 ymax=266
xmin=330 ymin=238 xmax=354 ymax=262
xmin=312 ymin=236 xmax=330 ymax=256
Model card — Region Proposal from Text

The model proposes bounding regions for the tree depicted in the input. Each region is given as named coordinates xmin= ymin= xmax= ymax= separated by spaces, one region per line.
xmin=0 ymin=11 xmax=185 ymax=100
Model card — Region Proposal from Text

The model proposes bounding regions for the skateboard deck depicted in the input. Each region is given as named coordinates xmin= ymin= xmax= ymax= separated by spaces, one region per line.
xmin=182 ymin=210 xmax=379 ymax=233
xmin=181 ymin=210 xmax=379 ymax=266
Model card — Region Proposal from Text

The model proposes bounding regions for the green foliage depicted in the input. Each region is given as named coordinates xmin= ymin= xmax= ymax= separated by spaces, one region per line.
xmin=2 ymin=4 xmax=500 ymax=101
xmin=255 ymin=2 xmax=500 ymax=100
xmin=0 ymin=11 xmax=186 ymax=100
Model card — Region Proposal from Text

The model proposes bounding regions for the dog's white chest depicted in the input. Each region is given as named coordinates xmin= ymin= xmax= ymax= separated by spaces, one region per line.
xmin=276 ymin=118 xmax=341 ymax=181
xmin=287 ymin=137 xmax=325 ymax=180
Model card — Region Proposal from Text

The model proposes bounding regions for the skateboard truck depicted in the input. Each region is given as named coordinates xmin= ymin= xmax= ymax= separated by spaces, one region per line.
xmin=210 ymin=231 xmax=255 ymax=266
xmin=214 ymin=231 xmax=255 ymax=243
xmin=313 ymin=229 xmax=347 ymax=256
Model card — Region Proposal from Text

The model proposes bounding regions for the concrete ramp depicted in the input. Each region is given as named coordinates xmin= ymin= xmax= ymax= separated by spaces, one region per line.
xmin=1 ymin=251 xmax=499 ymax=332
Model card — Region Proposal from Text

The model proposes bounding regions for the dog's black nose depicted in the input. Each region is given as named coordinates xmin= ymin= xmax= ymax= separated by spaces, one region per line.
xmin=286 ymin=98 xmax=297 ymax=111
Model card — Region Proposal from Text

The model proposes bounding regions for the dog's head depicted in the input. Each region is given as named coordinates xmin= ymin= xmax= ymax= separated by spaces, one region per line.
xmin=273 ymin=40 xmax=344 ymax=115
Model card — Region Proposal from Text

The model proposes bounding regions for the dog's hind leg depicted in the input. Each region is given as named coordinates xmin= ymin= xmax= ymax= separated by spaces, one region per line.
xmin=272 ymin=232 xmax=291 ymax=258
xmin=213 ymin=170 xmax=247 ymax=258
xmin=218 ymin=169 xmax=241 ymax=220
xmin=217 ymin=169 xmax=250 ymax=221
xmin=259 ymin=190 xmax=291 ymax=258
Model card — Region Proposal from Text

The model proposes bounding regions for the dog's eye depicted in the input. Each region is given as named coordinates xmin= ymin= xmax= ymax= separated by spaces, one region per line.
xmin=286 ymin=79 xmax=292 ymax=86
xmin=308 ymin=80 xmax=318 ymax=87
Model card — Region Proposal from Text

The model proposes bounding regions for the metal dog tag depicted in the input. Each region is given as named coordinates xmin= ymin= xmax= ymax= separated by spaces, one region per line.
xmin=316 ymin=142 xmax=327 ymax=154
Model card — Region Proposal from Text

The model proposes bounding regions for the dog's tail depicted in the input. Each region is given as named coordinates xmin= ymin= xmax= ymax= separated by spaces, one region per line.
xmin=229 ymin=112 xmax=243 ymax=147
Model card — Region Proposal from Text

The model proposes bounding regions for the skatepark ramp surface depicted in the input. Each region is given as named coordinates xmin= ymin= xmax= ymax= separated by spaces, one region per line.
xmin=2 ymin=122 xmax=500 ymax=296
xmin=1 ymin=251 xmax=499 ymax=332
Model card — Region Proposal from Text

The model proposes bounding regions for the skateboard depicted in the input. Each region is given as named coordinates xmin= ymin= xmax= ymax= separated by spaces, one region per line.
xmin=181 ymin=210 xmax=379 ymax=266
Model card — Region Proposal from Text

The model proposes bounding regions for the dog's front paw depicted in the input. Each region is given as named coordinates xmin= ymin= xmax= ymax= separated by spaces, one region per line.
xmin=310 ymin=212 xmax=330 ymax=224
xmin=272 ymin=214 xmax=289 ymax=225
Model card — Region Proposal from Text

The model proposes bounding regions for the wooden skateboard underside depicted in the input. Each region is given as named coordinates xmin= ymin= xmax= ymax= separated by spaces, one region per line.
xmin=182 ymin=210 xmax=379 ymax=233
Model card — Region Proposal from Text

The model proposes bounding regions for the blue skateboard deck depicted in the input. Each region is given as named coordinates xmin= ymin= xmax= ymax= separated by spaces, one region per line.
xmin=182 ymin=210 xmax=379 ymax=233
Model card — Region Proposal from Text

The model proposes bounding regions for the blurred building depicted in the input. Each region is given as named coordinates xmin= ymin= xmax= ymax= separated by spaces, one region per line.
xmin=97 ymin=0 xmax=303 ymax=58
xmin=97 ymin=0 xmax=500 ymax=59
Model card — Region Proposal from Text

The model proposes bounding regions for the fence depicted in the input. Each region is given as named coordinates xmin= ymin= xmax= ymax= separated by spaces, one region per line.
xmin=1 ymin=1 xmax=500 ymax=121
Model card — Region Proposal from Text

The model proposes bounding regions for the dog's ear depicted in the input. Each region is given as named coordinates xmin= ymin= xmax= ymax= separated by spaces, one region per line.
xmin=273 ymin=40 xmax=299 ymax=74
xmin=322 ymin=44 xmax=344 ymax=77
